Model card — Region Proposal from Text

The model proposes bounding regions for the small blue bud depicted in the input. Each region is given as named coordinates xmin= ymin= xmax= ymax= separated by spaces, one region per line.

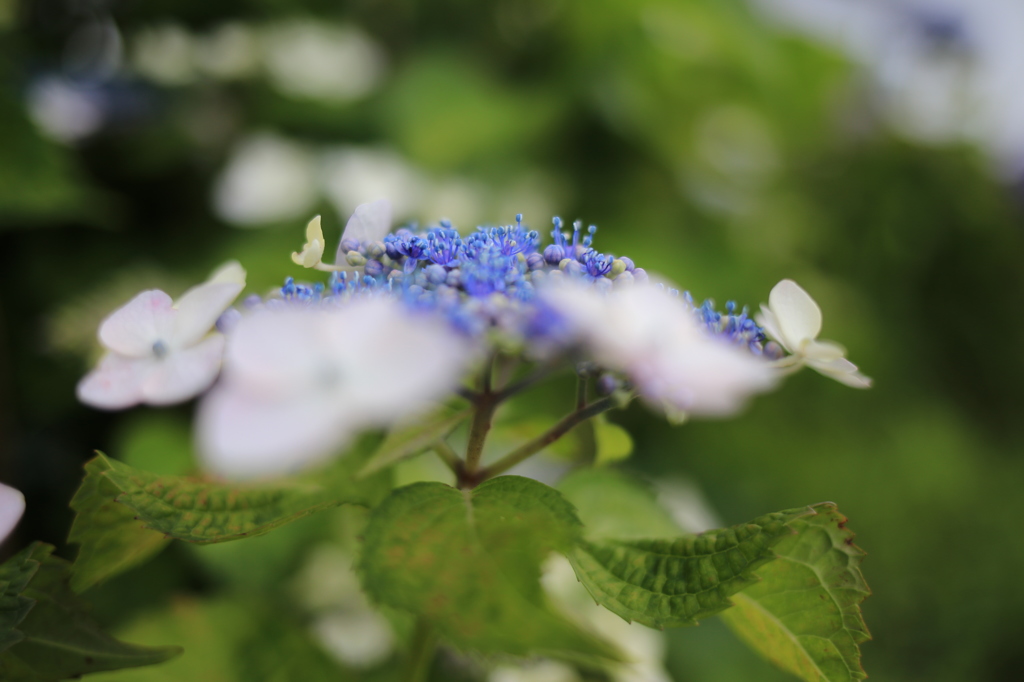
xmin=633 ymin=268 xmax=649 ymax=284
xmin=340 ymin=237 xmax=361 ymax=253
xmin=544 ymin=244 xmax=566 ymax=265
xmin=365 ymin=259 xmax=384 ymax=277
xmin=619 ymin=256 xmax=635 ymax=272
xmin=425 ymin=264 xmax=448 ymax=285
xmin=526 ymin=252 xmax=545 ymax=270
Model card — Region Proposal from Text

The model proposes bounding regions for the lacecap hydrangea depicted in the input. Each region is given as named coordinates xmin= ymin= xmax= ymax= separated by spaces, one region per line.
xmin=78 ymin=200 xmax=870 ymax=479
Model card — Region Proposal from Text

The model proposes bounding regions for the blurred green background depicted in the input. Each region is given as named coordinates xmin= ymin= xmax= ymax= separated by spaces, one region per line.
xmin=2 ymin=0 xmax=1024 ymax=680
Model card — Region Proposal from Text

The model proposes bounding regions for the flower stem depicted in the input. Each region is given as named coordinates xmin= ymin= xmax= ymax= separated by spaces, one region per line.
xmin=404 ymin=618 xmax=436 ymax=682
xmin=463 ymin=358 xmax=498 ymax=477
xmin=432 ymin=440 xmax=461 ymax=476
xmin=477 ymin=396 xmax=620 ymax=481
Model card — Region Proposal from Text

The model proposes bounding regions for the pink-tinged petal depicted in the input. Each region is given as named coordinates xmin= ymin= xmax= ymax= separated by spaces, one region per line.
xmin=328 ymin=300 xmax=473 ymax=421
xmin=76 ymin=352 xmax=153 ymax=409
xmin=222 ymin=308 xmax=328 ymax=391
xmin=172 ymin=277 xmax=245 ymax=349
xmin=98 ymin=290 xmax=175 ymax=357
xmin=767 ymin=279 xmax=822 ymax=348
xmin=195 ymin=385 xmax=350 ymax=479
xmin=336 ymin=199 xmax=391 ymax=260
xmin=141 ymin=335 xmax=226 ymax=405
xmin=0 ymin=482 xmax=26 ymax=545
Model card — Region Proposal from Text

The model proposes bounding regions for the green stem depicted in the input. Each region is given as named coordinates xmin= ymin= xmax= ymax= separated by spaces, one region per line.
xmin=432 ymin=440 xmax=461 ymax=476
xmin=477 ymin=396 xmax=620 ymax=481
xmin=404 ymin=618 xmax=436 ymax=682
xmin=462 ymin=394 xmax=497 ymax=476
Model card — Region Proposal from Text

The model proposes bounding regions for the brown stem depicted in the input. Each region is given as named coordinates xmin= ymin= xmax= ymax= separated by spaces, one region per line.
xmin=476 ymin=396 xmax=620 ymax=482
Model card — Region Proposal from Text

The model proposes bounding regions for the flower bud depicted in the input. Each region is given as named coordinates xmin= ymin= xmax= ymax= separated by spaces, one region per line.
xmin=340 ymin=237 xmax=361 ymax=254
xmin=346 ymin=251 xmax=367 ymax=267
xmin=632 ymin=267 xmax=649 ymax=284
xmin=610 ymin=259 xmax=628 ymax=278
xmin=544 ymin=244 xmax=565 ymax=265
xmin=366 ymin=241 xmax=386 ymax=259
xmin=526 ymin=253 xmax=545 ymax=270
xmin=364 ymin=259 xmax=385 ymax=277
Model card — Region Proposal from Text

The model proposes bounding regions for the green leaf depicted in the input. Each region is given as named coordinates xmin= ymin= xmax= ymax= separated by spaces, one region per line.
xmin=558 ymin=468 xmax=681 ymax=541
xmin=720 ymin=503 xmax=871 ymax=682
xmin=568 ymin=505 xmax=817 ymax=629
xmin=0 ymin=544 xmax=49 ymax=654
xmin=593 ymin=416 xmax=633 ymax=466
xmin=357 ymin=405 xmax=471 ymax=478
xmin=67 ymin=434 xmax=391 ymax=590
xmin=68 ymin=457 xmax=171 ymax=592
xmin=0 ymin=544 xmax=181 ymax=681
xmin=360 ymin=476 xmax=621 ymax=663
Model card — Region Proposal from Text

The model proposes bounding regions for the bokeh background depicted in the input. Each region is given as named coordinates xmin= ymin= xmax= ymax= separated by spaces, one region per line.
xmin=2 ymin=0 xmax=1024 ymax=680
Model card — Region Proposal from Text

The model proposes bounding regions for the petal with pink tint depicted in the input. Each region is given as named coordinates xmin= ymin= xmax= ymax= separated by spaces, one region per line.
xmin=98 ymin=290 xmax=175 ymax=357
xmin=196 ymin=385 xmax=349 ymax=478
xmin=76 ymin=352 xmax=152 ymax=409
xmin=0 ymin=482 xmax=26 ymax=545
xmin=142 ymin=335 xmax=226 ymax=405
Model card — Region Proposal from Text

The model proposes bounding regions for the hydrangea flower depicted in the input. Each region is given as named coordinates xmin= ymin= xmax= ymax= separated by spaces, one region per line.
xmin=77 ymin=261 xmax=246 ymax=409
xmin=542 ymin=282 xmax=778 ymax=417
xmin=0 ymin=481 xmax=25 ymax=545
xmin=196 ymin=297 xmax=473 ymax=478
xmin=757 ymin=279 xmax=872 ymax=388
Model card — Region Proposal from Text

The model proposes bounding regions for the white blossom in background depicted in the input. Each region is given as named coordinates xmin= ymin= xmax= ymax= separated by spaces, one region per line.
xmin=757 ymin=279 xmax=872 ymax=388
xmin=26 ymin=77 xmax=106 ymax=143
xmin=193 ymin=23 xmax=259 ymax=80
xmin=261 ymin=20 xmax=386 ymax=102
xmin=131 ymin=24 xmax=197 ymax=86
xmin=77 ymin=261 xmax=246 ymax=409
xmin=542 ymin=282 xmax=778 ymax=417
xmin=196 ymin=298 xmax=474 ymax=478
xmin=0 ymin=482 xmax=26 ymax=545
xmin=489 ymin=660 xmax=581 ymax=682
xmin=319 ymin=146 xmax=427 ymax=222
xmin=541 ymin=555 xmax=672 ymax=682
xmin=213 ymin=134 xmax=319 ymax=226
xmin=751 ymin=0 xmax=1024 ymax=177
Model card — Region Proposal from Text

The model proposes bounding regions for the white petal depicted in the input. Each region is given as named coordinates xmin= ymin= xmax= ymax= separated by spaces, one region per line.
xmin=171 ymin=280 xmax=245 ymax=349
xmin=325 ymin=299 xmax=472 ymax=421
xmin=0 ymin=482 xmax=26 ymax=545
xmin=222 ymin=308 xmax=328 ymax=390
xmin=639 ymin=342 xmax=778 ymax=417
xmin=207 ymin=260 xmax=247 ymax=286
xmin=337 ymin=199 xmax=391 ymax=257
xmin=806 ymin=356 xmax=873 ymax=389
xmin=141 ymin=335 xmax=226 ymax=405
xmin=755 ymin=305 xmax=789 ymax=353
xmin=77 ymin=352 xmax=153 ymax=409
xmin=803 ymin=339 xmax=847 ymax=361
xmin=98 ymin=290 xmax=175 ymax=357
xmin=196 ymin=384 xmax=351 ymax=478
xmin=767 ymin=279 xmax=822 ymax=347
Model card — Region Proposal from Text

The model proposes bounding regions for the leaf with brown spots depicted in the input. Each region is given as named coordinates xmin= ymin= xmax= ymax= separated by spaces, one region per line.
xmin=720 ymin=503 xmax=871 ymax=682
xmin=359 ymin=476 xmax=621 ymax=664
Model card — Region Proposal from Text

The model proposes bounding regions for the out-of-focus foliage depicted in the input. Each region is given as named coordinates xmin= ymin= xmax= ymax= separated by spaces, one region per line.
xmin=2 ymin=0 xmax=1023 ymax=680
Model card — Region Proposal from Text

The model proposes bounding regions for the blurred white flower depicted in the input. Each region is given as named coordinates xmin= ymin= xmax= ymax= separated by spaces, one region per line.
xmin=213 ymin=134 xmax=319 ymax=226
xmin=0 ymin=482 xmax=26 ymax=545
xmin=193 ymin=23 xmax=259 ymax=80
xmin=77 ymin=261 xmax=246 ymax=409
xmin=757 ymin=279 xmax=872 ymax=388
xmin=489 ymin=660 xmax=581 ymax=682
xmin=319 ymin=146 xmax=426 ymax=221
xmin=27 ymin=77 xmax=105 ymax=143
xmin=261 ymin=21 xmax=386 ymax=102
xmin=131 ymin=24 xmax=197 ymax=86
xmin=196 ymin=298 xmax=473 ymax=478
xmin=542 ymin=555 xmax=672 ymax=682
xmin=543 ymin=282 xmax=778 ymax=417
xmin=753 ymin=0 xmax=1024 ymax=177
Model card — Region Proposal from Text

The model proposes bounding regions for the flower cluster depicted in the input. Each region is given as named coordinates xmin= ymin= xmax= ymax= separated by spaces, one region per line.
xmin=77 ymin=200 xmax=871 ymax=478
